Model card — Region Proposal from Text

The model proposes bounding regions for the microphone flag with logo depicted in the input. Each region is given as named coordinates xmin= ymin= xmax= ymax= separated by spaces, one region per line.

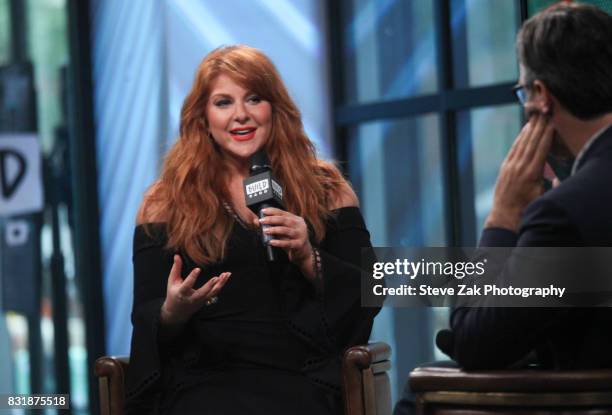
xmin=243 ymin=150 xmax=284 ymax=261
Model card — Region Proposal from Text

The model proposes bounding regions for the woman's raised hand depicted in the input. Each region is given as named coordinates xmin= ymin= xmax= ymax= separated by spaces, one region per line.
xmin=160 ymin=255 xmax=230 ymax=326
xmin=256 ymin=207 xmax=316 ymax=281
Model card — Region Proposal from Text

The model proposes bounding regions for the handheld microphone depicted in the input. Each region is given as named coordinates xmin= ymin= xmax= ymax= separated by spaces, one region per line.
xmin=243 ymin=150 xmax=284 ymax=261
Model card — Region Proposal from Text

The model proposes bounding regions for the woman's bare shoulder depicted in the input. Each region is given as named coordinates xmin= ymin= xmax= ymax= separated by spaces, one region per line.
xmin=328 ymin=180 xmax=360 ymax=211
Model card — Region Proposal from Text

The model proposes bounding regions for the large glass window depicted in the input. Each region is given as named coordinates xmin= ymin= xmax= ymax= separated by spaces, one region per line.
xmin=334 ymin=0 xmax=611 ymax=404
xmin=0 ymin=0 xmax=9 ymax=65
xmin=340 ymin=0 xmax=438 ymax=103
xmin=529 ymin=0 xmax=612 ymax=15
xmin=348 ymin=115 xmax=446 ymax=247
xmin=331 ymin=0 xmax=523 ymax=402
xmin=451 ymin=0 xmax=519 ymax=88
xmin=458 ymin=104 xmax=521 ymax=237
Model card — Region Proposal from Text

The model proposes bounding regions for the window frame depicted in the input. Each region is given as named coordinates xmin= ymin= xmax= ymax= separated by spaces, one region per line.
xmin=328 ymin=0 xmax=529 ymax=246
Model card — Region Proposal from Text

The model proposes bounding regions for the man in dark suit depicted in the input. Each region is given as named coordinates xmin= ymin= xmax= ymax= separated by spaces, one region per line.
xmin=448 ymin=2 xmax=612 ymax=370
xmin=394 ymin=4 xmax=612 ymax=413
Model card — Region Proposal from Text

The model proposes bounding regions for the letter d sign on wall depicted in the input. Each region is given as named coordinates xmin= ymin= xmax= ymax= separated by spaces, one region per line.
xmin=0 ymin=134 xmax=43 ymax=217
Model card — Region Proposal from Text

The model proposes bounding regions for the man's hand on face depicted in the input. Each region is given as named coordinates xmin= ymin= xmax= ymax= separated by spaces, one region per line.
xmin=485 ymin=114 xmax=554 ymax=232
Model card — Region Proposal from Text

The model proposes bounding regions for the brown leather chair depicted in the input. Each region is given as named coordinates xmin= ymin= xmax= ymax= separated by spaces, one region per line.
xmin=94 ymin=342 xmax=392 ymax=415
xmin=410 ymin=365 xmax=612 ymax=414
xmin=94 ymin=356 xmax=129 ymax=415
xmin=343 ymin=342 xmax=392 ymax=415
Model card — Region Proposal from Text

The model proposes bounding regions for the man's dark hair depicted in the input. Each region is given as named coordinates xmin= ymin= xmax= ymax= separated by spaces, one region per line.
xmin=517 ymin=2 xmax=612 ymax=119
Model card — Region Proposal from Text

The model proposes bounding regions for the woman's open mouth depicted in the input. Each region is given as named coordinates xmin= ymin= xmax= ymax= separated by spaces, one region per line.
xmin=230 ymin=127 xmax=257 ymax=141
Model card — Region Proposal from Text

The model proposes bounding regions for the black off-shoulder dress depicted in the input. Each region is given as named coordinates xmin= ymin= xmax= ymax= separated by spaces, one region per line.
xmin=125 ymin=207 xmax=378 ymax=415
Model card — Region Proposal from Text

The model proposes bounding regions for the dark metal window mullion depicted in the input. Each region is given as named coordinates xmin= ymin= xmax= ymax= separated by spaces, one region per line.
xmin=327 ymin=0 xmax=350 ymax=170
xmin=334 ymin=83 xmax=516 ymax=126
xmin=9 ymin=0 xmax=26 ymax=63
xmin=519 ymin=0 xmax=529 ymax=23
xmin=434 ymin=0 xmax=465 ymax=246
xmin=519 ymin=0 xmax=529 ymax=126
xmin=67 ymin=0 xmax=106 ymax=411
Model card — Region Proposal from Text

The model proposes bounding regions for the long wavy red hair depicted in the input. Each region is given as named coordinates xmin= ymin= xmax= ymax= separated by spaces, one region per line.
xmin=143 ymin=45 xmax=347 ymax=264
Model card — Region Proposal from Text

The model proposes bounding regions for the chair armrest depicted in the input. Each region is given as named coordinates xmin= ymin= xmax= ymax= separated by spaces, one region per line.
xmin=94 ymin=356 xmax=130 ymax=415
xmin=344 ymin=342 xmax=392 ymax=372
xmin=410 ymin=366 xmax=612 ymax=393
xmin=94 ymin=356 xmax=130 ymax=379
xmin=343 ymin=342 xmax=392 ymax=415
xmin=410 ymin=366 xmax=612 ymax=410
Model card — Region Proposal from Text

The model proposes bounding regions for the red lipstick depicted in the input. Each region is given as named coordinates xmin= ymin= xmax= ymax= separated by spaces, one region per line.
xmin=230 ymin=127 xmax=257 ymax=141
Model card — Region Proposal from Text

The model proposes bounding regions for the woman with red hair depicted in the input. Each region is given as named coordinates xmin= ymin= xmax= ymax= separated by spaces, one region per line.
xmin=125 ymin=45 xmax=379 ymax=414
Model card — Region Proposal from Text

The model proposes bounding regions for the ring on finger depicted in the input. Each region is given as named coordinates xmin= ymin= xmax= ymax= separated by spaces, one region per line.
xmin=205 ymin=296 xmax=218 ymax=306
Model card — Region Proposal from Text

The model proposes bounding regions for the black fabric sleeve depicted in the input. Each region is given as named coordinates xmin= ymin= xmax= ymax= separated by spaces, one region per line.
xmin=517 ymin=197 xmax=583 ymax=247
xmin=287 ymin=208 xmax=380 ymax=361
xmin=450 ymin=198 xmax=579 ymax=370
xmin=125 ymin=225 xmax=174 ymax=405
xmin=317 ymin=208 xmax=380 ymax=348
xmin=479 ymin=227 xmax=518 ymax=247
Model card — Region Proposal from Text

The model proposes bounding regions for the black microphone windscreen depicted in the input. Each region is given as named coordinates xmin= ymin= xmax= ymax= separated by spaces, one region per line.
xmin=250 ymin=150 xmax=270 ymax=174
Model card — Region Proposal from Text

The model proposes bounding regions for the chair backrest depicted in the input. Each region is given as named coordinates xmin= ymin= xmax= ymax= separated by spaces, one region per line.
xmin=410 ymin=366 xmax=612 ymax=415
xmin=343 ymin=342 xmax=393 ymax=415
xmin=94 ymin=356 xmax=129 ymax=415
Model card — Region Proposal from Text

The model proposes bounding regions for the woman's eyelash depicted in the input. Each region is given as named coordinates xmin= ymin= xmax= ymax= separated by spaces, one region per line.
xmin=213 ymin=96 xmax=262 ymax=107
